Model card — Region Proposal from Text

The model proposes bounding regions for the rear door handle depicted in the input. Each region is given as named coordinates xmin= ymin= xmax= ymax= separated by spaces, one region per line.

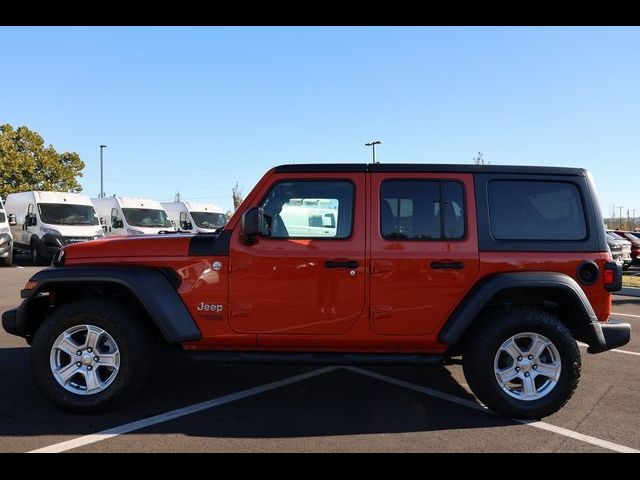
xmin=325 ymin=260 xmax=359 ymax=269
xmin=430 ymin=261 xmax=464 ymax=270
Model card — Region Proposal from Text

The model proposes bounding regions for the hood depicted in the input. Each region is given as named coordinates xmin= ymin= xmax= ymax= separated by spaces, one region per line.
xmin=41 ymin=223 xmax=105 ymax=237
xmin=63 ymin=234 xmax=193 ymax=260
xmin=606 ymin=238 xmax=625 ymax=247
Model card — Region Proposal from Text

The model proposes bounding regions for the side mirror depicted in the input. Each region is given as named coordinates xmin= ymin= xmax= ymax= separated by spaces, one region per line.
xmin=113 ymin=218 xmax=123 ymax=229
xmin=8 ymin=214 xmax=17 ymax=226
xmin=27 ymin=214 xmax=37 ymax=226
xmin=241 ymin=207 xmax=264 ymax=243
xmin=180 ymin=220 xmax=193 ymax=231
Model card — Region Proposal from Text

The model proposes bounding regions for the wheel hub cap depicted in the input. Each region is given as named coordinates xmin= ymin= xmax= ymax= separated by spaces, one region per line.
xmin=49 ymin=324 xmax=120 ymax=396
xmin=493 ymin=332 xmax=562 ymax=402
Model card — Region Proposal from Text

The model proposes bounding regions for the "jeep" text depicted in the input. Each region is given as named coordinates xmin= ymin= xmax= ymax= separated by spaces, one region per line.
xmin=196 ymin=302 xmax=223 ymax=313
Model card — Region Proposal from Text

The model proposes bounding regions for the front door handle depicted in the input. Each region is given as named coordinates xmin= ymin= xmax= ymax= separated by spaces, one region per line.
xmin=431 ymin=261 xmax=464 ymax=270
xmin=325 ymin=260 xmax=359 ymax=269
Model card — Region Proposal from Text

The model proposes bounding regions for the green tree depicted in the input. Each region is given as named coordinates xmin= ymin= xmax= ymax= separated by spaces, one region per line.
xmin=0 ymin=123 xmax=85 ymax=199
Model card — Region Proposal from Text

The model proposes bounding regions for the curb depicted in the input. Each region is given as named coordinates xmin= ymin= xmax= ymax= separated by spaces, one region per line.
xmin=616 ymin=287 xmax=640 ymax=298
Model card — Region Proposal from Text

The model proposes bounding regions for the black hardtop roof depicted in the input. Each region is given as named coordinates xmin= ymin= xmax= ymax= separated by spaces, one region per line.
xmin=274 ymin=163 xmax=587 ymax=176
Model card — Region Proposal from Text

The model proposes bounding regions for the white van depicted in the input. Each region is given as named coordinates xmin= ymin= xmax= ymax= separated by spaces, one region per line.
xmin=92 ymin=196 xmax=175 ymax=236
xmin=0 ymin=198 xmax=13 ymax=266
xmin=278 ymin=199 xmax=338 ymax=237
xmin=160 ymin=201 xmax=227 ymax=233
xmin=4 ymin=191 xmax=104 ymax=265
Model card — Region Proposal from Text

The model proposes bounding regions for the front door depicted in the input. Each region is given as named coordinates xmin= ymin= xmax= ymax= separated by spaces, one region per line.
xmin=369 ymin=173 xmax=480 ymax=335
xmin=229 ymin=174 xmax=366 ymax=335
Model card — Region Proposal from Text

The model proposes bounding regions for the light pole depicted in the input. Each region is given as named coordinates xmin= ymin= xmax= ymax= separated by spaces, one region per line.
xmin=99 ymin=145 xmax=107 ymax=198
xmin=365 ymin=140 xmax=383 ymax=164
xmin=618 ymin=205 xmax=624 ymax=229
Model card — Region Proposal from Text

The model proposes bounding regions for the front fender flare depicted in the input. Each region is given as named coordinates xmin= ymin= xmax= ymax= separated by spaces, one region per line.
xmin=22 ymin=265 xmax=201 ymax=343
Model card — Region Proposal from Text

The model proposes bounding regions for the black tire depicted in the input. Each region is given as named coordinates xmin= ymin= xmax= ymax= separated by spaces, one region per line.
xmin=0 ymin=249 xmax=11 ymax=266
xmin=462 ymin=307 xmax=581 ymax=419
xmin=30 ymin=240 xmax=47 ymax=266
xmin=31 ymin=298 xmax=156 ymax=413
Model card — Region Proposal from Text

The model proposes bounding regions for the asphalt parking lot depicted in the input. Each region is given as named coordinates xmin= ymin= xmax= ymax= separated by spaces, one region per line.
xmin=1 ymin=258 xmax=639 ymax=453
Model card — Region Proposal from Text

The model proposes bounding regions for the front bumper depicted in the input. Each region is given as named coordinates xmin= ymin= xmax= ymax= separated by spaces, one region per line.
xmin=586 ymin=320 xmax=631 ymax=354
xmin=2 ymin=306 xmax=25 ymax=338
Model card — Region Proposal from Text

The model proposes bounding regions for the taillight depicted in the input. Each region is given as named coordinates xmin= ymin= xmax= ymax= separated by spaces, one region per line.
xmin=603 ymin=261 xmax=622 ymax=292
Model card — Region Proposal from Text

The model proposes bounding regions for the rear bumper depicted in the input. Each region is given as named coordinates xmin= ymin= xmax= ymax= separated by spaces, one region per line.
xmin=586 ymin=320 xmax=631 ymax=354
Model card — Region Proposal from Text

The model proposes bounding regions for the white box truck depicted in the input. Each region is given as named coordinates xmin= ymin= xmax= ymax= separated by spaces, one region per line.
xmin=0 ymin=198 xmax=13 ymax=266
xmin=4 ymin=191 xmax=104 ymax=265
xmin=160 ymin=201 xmax=227 ymax=233
xmin=92 ymin=196 xmax=175 ymax=236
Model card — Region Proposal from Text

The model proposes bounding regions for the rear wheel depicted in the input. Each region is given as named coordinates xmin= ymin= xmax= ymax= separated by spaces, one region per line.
xmin=462 ymin=307 xmax=581 ymax=419
xmin=31 ymin=298 xmax=155 ymax=412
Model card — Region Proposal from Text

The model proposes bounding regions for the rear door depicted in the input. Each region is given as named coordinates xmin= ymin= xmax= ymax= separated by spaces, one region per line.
xmin=369 ymin=173 xmax=479 ymax=335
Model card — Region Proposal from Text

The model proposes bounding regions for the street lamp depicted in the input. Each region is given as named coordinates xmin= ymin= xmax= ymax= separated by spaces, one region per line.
xmin=99 ymin=145 xmax=107 ymax=198
xmin=365 ymin=140 xmax=383 ymax=164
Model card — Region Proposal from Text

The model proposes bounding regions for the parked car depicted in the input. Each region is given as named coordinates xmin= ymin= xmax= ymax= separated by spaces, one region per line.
xmin=612 ymin=230 xmax=640 ymax=267
xmin=92 ymin=196 xmax=175 ymax=236
xmin=0 ymin=198 xmax=13 ymax=266
xmin=605 ymin=232 xmax=632 ymax=270
xmin=161 ymin=201 xmax=227 ymax=233
xmin=2 ymin=163 xmax=630 ymax=419
xmin=4 ymin=191 xmax=104 ymax=265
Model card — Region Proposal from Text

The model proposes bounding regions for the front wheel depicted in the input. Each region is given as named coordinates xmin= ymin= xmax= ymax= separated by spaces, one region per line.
xmin=31 ymin=298 xmax=156 ymax=412
xmin=0 ymin=250 xmax=11 ymax=266
xmin=462 ymin=307 xmax=581 ymax=419
xmin=30 ymin=241 xmax=48 ymax=266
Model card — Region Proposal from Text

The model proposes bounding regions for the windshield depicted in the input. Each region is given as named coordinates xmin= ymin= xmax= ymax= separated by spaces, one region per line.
xmin=122 ymin=208 xmax=172 ymax=228
xmin=38 ymin=203 xmax=99 ymax=226
xmin=625 ymin=232 xmax=640 ymax=241
xmin=190 ymin=212 xmax=227 ymax=229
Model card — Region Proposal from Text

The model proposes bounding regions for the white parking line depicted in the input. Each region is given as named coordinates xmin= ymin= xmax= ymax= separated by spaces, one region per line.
xmin=346 ymin=366 xmax=639 ymax=453
xmin=577 ymin=342 xmax=640 ymax=357
xmin=612 ymin=312 xmax=640 ymax=319
xmin=28 ymin=366 xmax=339 ymax=453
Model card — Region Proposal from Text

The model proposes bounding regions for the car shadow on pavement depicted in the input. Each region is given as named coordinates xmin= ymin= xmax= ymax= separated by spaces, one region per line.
xmin=0 ymin=346 xmax=513 ymax=445
xmin=612 ymin=298 xmax=640 ymax=306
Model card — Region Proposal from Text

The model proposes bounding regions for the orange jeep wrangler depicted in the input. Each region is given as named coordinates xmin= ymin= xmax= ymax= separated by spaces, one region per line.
xmin=2 ymin=164 xmax=630 ymax=418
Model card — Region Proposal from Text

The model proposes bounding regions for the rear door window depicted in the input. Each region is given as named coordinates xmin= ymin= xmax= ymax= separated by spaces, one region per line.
xmin=380 ymin=180 xmax=465 ymax=240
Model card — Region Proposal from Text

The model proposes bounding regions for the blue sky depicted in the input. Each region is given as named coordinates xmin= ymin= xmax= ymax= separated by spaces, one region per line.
xmin=1 ymin=26 xmax=639 ymax=217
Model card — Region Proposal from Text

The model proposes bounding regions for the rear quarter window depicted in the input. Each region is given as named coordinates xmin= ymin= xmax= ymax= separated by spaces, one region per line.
xmin=488 ymin=180 xmax=587 ymax=241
